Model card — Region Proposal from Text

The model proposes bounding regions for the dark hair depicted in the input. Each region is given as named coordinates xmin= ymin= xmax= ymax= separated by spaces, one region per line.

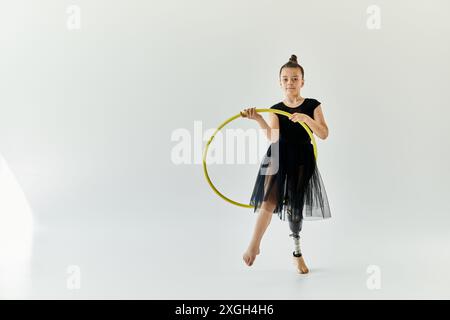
xmin=279 ymin=54 xmax=304 ymax=79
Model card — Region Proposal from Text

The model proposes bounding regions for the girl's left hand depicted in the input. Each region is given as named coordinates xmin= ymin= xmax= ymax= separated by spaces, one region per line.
xmin=289 ymin=112 xmax=308 ymax=123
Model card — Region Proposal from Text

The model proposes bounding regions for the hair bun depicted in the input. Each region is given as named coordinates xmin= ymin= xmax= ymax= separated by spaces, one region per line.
xmin=289 ymin=54 xmax=298 ymax=63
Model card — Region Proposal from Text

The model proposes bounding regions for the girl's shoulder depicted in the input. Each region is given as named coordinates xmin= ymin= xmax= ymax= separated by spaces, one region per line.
xmin=307 ymin=98 xmax=321 ymax=107
xmin=270 ymin=102 xmax=285 ymax=110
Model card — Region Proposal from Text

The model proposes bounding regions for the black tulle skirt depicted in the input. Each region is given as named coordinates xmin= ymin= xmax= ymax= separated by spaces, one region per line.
xmin=249 ymin=137 xmax=331 ymax=222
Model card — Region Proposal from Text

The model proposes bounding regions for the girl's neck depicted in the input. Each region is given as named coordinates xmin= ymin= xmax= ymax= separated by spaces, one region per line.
xmin=284 ymin=94 xmax=304 ymax=105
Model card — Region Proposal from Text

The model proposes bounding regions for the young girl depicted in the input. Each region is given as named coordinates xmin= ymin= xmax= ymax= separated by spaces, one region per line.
xmin=240 ymin=54 xmax=331 ymax=274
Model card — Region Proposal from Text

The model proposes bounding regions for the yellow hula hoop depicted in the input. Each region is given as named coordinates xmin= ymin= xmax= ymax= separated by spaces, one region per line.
xmin=202 ymin=109 xmax=318 ymax=208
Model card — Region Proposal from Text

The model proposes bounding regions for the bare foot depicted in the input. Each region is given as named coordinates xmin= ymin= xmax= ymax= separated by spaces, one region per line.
xmin=242 ymin=247 xmax=260 ymax=266
xmin=293 ymin=255 xmax=309 ymax=274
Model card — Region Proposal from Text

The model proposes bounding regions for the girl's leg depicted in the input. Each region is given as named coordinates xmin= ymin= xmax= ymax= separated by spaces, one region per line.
xmin=243 ymin=183 xmax=278 ymax=267
xmin=242 ymin=202 xmax=275 ymax=266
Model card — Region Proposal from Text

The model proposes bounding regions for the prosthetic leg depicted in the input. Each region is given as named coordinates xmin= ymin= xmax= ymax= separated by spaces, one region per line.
xmin=288 ymin=213 xmax=309 ymax=274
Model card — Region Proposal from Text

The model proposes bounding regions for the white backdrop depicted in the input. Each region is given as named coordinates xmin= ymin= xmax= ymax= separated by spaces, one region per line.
xmin=0 ymin=0 xmax=449 ymax=299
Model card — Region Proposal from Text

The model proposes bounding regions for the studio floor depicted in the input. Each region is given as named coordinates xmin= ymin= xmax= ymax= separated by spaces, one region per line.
xmin=2 ymin=213 xmax=449 ymax=299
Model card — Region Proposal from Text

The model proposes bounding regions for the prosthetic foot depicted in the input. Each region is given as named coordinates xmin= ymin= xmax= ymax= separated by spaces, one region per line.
xmin=290 ymin=232 xmax=309 ymax=274
xmin=293 ymin=254 xmax=309 ymax=274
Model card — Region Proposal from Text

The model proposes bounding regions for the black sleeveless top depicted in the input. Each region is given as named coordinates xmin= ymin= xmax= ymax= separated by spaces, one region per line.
xmin=270 ymin=98 xmax=321 ymax=144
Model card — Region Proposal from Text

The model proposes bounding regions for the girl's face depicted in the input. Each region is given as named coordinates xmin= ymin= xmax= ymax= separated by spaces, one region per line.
xmin=279 ymin=67 xmax=304 ymax=96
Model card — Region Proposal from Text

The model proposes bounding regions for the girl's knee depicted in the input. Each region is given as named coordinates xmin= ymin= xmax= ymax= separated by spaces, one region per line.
xmin=260 ymin=201 xmax=276 ymax=214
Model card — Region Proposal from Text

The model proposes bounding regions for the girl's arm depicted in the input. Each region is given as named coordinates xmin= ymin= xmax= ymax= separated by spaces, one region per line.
xmin=256 ymin=112 xmax=280 ymax=143
xmin=241 ymin=107 xmax=280 ymax=143
xmin=302 ymin=106 xmax=329 ymax=140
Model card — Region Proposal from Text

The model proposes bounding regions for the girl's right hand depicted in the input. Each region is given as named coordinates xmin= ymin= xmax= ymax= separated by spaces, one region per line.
xmin=240 ymin=107 xmax=262 ymax=121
